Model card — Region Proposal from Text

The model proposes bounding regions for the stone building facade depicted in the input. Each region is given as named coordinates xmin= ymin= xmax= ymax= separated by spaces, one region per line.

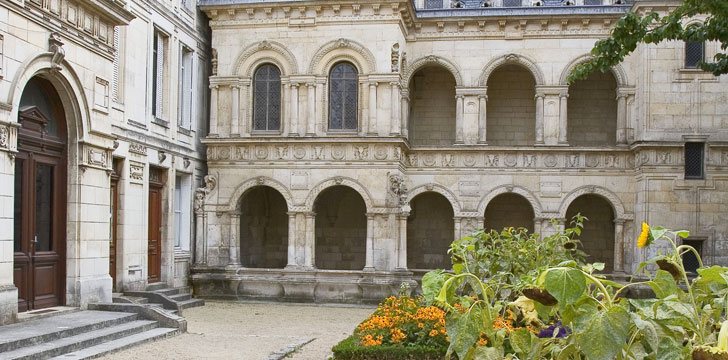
xmin=0 ymin=0 xmax=210 ymax=324
xmin=194 ymin=0 xmax=728 ymax=303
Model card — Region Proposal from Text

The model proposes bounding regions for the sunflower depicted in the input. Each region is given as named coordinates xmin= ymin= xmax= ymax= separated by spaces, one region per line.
xmin=637 ymin=222 xmax=653 ymax=248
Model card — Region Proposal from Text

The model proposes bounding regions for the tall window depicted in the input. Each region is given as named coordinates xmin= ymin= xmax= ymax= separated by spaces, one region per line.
xmin=112 ymin=26 xmax=124 ymax=103
xmin=174 ymin=175 xmax=191 ymax=250
xmin=684 ymin=142 xmax=705 ymax=179
xmin=253 ymin=64 xmax=281 ymax=131
xmin=328 ymin=62 xmax=358 ymax=131
xmin=685 ymin=40 xmax=705 ymax=69
xmin=152 ymin=30 xmax=167 ymax=120
xmin=179 ymin=46 xmax=194 ymax=130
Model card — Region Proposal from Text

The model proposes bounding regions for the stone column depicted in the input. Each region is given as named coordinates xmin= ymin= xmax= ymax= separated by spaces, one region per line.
xmin=401 ymin=91 xmax=410 ymax=138
xmin=613 ymin=219 xmax=625 ymax=273
xmin=241 ymin=82 xmax=250 ymax=136
xmin=286 ymin=212 xmax=297 ymax=268
xmin=368 ymin=83 xmax=377 ymax=135
xmin=306 ymin=83 xmax=316 ymax=136
xmin=455 ymin=95 xmax=464 ymax=144
xmin=284 ymin=83 xmax=291 ymax=135
xmin=316 ymin=82 xmax=325 ymax=135
xmin=478 ymin=94 xmax=487 ymax=144
xmin=231 ymin=85 xmax=240 ymax=136
xmin=453 ymin=217 xmax=462 ymax=243
xmin=559 ymin=93 xmax=568 ymax=144
xmin=364 ymin=213 xmax=375 ymax=271
xmin=194 ymin=209 xmax=206 ymax=264
xmin=534 ymin=217 xmax=543 ymax=240
xmin=289 ymin=84 xmax=299 ymax=136
xmin=360 ymin=82 xmax=369 ymax=136
xmin=390 ymin=82 xmax=401 ymax=136
xmin=535 ymin=92 xmax=544 ymax=144
xmin=229 ymin=211 xmax=241 ymax=266
xmin=304 ymin=212 xmax=316 ymax=268
xmin=209 ymin=85 xmax=219 ymax=136
xmin=397 ymin=211 xmax=409 ymax=270
xmin=616 ymin=93 xmax=628 ymax=145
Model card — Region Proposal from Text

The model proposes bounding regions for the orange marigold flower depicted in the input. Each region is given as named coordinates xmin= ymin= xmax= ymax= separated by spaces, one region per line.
xmin=429 ymin=329 xmax=439 ymax=337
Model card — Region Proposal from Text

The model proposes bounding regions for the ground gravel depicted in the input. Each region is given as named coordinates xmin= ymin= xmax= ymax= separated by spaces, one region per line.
xmin=102 ymin=301 xmax=374 ymax=360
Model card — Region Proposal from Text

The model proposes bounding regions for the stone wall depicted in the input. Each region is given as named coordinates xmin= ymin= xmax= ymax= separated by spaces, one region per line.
xmin=409 ymin=66 xmax=457 ymax=146
xmin=314 ymin=186 xmax=367 ymax=270
xmin=486 ymin=65 xmax=536 ymax=146
xmin=407 ymin=193 xmax=454 ymax=270
xmin=566 ymin=195 xmax=615 ymax=272
xmin=484 ymin=193 xmax=535 ymax=233
xmin=568 ymin=71 xmax=618 ymax=146
xmin=240 ymin=186 xmax=288 ymax=268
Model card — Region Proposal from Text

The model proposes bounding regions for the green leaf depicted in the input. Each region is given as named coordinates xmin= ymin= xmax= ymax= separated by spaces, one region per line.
xmin=446 ymin=306 xmax=483 ymax=360
xmin=471 ymin=346 xmax=503 ymax=360
xmin=422 ymin=270 xmax=448 ymax=304
xmin=656 ymin=336 xmax=682 ymax=360
xmin=593 ymin=262 xmax=606 ymax=271
xmin=630 ymin=312 xmax=659 ymax=351
xmin=577 ymin=307 xmax=631 ymax=360
xmin=509 ymin=328 xmax=533 ymax=356
xmin=544 ymin=268 xmax=586 ymax=305
xmin=697 ymin=266 xmax=728 ymax=286
xmin=676 ymin=230 xmax=690 ymax=239
xmin=649 ymin=270 xmax=681 ymax=299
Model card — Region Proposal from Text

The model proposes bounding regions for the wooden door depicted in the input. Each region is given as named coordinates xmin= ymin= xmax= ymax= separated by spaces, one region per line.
xmin=14 ymin=104 xmax=67 ymax=312
xmin=109 ymin=160 xmax=121 ymax=291
xmin=147 ymin=178 xmax=163 ymax=283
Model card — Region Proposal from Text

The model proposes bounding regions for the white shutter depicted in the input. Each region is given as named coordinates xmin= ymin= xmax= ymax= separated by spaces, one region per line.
xmin=155 ymin=32 xmax=164 ymax=118
xmin=112 ymin=27 xmax=120 ymax=102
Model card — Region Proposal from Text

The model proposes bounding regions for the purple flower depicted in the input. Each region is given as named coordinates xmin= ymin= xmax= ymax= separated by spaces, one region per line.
xmin=537 ymin=321 xmax=570 ymax=338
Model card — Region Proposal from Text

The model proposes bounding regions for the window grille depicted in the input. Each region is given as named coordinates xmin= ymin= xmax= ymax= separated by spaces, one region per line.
xmin=685 ymin=40 xmax=704 ymax=69
xmin=253 ymin=64 xmax=281 ymax=131
xmin=425 ymin=0 xmax=443 ymax=9
xmin=328 ymin=63 xmax=358 ymax=131
xmin=584 ymin=0 xmax=602 ymax=5
xmin=503 ymin=0 xmax=522 ymax=7
xmin=684 ymin=142 xmax=704 ymax=179
xmin=682 ymin=240 xmax=702 ymax=274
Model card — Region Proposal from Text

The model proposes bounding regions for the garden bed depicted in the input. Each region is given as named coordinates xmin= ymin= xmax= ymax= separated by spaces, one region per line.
xmin=332 ymin=335 xmax=447 ymax=360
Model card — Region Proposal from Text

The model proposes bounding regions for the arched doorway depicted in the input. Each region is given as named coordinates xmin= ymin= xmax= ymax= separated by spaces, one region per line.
xmin=239 ymin=186 xmax=289 ymax=268
xmin=566 ymin=195 xmax=615 ymax=272
xmin=314 ymin=186 xmax=367 ymax=270
xmin=486 ymin=65 xmax=537 ymax=146
xmin=484 ymin=193 xmax=534 ymax=233
xmin=407 ymin=192 xmax=454 ymax=270
xmin=408 ymin=66 xmax=457 ymax=146
xmin=567 ymin=71 xmax=618 ymax=146
xmin=13 ymin=76 xmax=68 ymax=311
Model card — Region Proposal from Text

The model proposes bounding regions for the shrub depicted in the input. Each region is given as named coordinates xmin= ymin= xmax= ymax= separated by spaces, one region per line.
xmin=331 ymin=335 xmax=446 ymax=360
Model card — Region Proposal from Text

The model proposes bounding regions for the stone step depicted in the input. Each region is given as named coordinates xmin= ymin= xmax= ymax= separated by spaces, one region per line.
xmin=169 ymin=293 xmax=191 ymax=302
xmin=177 ymin=298 xmax=205 ymax=311
xmin=0 ymin=320 xmax=157 ymax=359
xmin=145 ymin=282 xmax=168 ymax=292
xmin=49 ymin=327 xmax=179 ymax=360
xmin=0 ymin=311 xmax=138 ymax=353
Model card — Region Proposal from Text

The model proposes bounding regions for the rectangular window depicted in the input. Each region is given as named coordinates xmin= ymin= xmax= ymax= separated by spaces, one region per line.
xmin=179 ymin=46 xmax=194 ymax=130
xmin=681 ymin=239 xmax=703 ymax=274
xmin=112 ymin=26 xmax=124 ymax=103
xmin=503 ymin=0 xmax=522 ymax=6
xmin=684 ymin=142 xmax=704 ymax=179
xmin=584 ymin=0 xmax=602 ymax=5
xmin=425 ymin=0 xmax=443 ymax=8
xmin=152 ymin=30 xmax=167 ymax=120
xmin=685 ymin=41 xmax=705 ymax=69
xmin=174 ymin=175 xmax=191 ymax=250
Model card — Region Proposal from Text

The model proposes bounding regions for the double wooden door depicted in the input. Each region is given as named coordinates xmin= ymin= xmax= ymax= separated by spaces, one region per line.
xmin=14 ymin=107 xmax=67 ymax=312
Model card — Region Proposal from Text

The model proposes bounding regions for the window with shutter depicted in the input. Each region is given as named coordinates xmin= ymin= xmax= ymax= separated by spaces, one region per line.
xmin=253 ymin=64 xmax=282 ymax=131
xmin=328 ymin=63 xmax=358 ymax=131
xmin=112 ymin=26 xmax=121 ymax=103
xmin=152 ymin=31 xmax=165 ymax=120
xmin=179 ymin=46 xmax=194 ymax=130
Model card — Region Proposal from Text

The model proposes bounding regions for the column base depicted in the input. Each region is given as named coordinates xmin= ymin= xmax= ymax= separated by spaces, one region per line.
xmin=306 ymin=133 xmax=316 ymax=137
xmin=389 ymin=132 xmax=401 ymax=136
xmin=0 ymin=284 xmax=18 ymax=325
xmin=284 ymin=264 xmax=301 ymax=271
xmin=230 ymin=133 xmax=240 ymax=137
xmin=477 ymin=141 xmax=487 ymax=145
xmin=68 ymin=275 xmax=113 ymax=309
xmin=288 ymin=133 xmax=300 ymax=137
xmin=363 ymin=266 xmax=375 ymax=272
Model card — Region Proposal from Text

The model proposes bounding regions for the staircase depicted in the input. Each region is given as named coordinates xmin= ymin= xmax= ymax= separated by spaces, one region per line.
xmin=116 ymin=283 xmax=204 ymax=315
xmin=0 ymin=310 xmax=179 ymax=359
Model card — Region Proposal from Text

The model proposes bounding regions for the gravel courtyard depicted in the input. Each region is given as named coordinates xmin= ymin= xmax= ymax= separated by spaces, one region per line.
xmin=102 ymin=301 xmax=373 ymax=360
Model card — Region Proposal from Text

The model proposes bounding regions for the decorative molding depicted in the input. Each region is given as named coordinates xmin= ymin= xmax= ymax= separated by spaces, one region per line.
xmin=233 ymin=40 xmax=299 ymax=76
xmin=558 ymin=53 xmax=629 ymax=86
xmin=227 ymin=176 xmax=294 ymax=211
xmin=129 ymin=142 xmax=147 ymax=155
xmin=308 ymin=38 xmax=377 ymax=74
xmin=557 ymin=185 xmax=632 ymax=221
xmin=304 ymin=176 xmax=375 ymax=213
xmin=129 ymin=161 xmax=145 ymax=183
xmin=477 ymin=184 xmax=543 ymax=218
xmin=479 ymin=52 xmax=545 ymax=86
xmin=407 ymin=183 xmax=463 ymax=216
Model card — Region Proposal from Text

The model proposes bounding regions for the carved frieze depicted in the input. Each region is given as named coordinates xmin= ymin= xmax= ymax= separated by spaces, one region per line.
xmin=129 ymin=142 xmax=147 ymax=156
xmin=129 ymin=161 xmax=144 ymax=183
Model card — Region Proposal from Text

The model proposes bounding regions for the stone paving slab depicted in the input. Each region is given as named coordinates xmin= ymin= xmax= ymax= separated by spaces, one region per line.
xmin=101 ymin=301 xmax=374 ymax=360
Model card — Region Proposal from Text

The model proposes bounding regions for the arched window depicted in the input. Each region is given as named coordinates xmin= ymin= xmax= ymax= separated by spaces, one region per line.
xmin=253 ymin=64 xmax=281 ymax=131
xmin=328 ymin=62 xmax=358 ymax=131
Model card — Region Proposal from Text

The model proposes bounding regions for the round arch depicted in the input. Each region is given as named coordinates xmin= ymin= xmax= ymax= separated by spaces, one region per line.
xmin=233 ymin=40 xmax=299 ymax=77
xmin=402 ymin=55 xmax=463 ymax=87
xmin=558 ymin=54 xmax=629 ymax=87
xmin=308 ymin=38 xmax=376 ymax=75
xmin=479 ymin=53 xmax=545 ymax=86
xmin=558 ymin=185 xmax=631 ymax=221
xmin=406 ymin=183 xmax=462 ymax=215
xmin=8 ymin=54 xmax=89 ymax=141
xmin=477 ymin=185 xmax=543 ymax=218
xmin=228 ymin=176 xmax=294 ymax=212
xmin=304 ymin=177 xmax=374 ymax=213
